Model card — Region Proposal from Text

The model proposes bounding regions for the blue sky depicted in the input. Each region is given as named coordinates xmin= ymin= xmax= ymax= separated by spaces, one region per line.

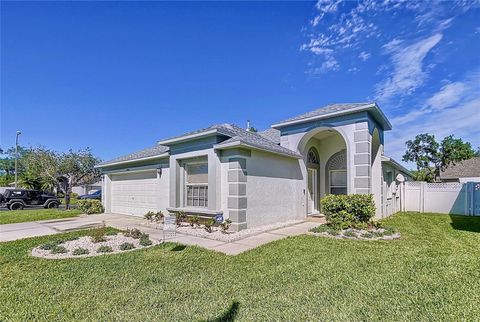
xmin=1 ymin=1 xmax=479 ymax=166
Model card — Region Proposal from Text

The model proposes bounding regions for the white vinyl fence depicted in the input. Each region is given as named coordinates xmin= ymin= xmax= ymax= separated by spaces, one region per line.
xmin=400 ymin=181 xmax=480 ymax=216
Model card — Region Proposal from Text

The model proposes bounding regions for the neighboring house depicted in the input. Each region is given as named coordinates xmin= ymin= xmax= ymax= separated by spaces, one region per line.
xmin=96 ymin=102 xmax=411 ymax=231
xmin=440 ymin=157 xmax=480 ymax=183
xmin=72 ymin=181 xmax=102 ymax=196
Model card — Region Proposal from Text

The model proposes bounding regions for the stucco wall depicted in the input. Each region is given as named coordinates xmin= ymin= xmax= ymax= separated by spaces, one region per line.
xmin=245 ymin=150 xmax=304 ymax=227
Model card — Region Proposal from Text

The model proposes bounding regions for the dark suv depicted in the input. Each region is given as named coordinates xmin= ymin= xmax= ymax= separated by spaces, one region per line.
xmin=0 ymin=189 xmax=61 ymax=210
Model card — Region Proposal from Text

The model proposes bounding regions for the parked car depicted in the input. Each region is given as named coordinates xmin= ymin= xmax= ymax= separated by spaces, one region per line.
xmin=0 ymin=189 xmax=61 ymax=210
xmin=78 ymin=190 xmax=101 ymax=200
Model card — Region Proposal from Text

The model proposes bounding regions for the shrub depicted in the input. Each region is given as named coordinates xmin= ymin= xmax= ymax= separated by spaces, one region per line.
xmin=72 ymin=248 xmax=89 ymax=256
xmin=139 ymin=235 xmax=152 ymax=246
xmin=383 ymin=227 xmax=397 ymax=236
xmin=153 ymin=211 xmax=164 ymax=222
xmin=97 ymin=245 xmax=113 ymax=253
xmin=321 ymin=194 xmax=376 ymax=228
xmin=176 ymin=211 xmax=187 ymax=227
xmin=144 ymin=211 xmax=155 ymax=221
xmin=372 ymin=231 xmax=384 ymax=238
xmin=327 ymin=228 xmax=340 ymax=236
xmin=220 ymin=219 xmax=232 ymax=233
xmin=348 ymin=194 xmax=376 ymax=223
xmin=119 ymin=243 xmax=135 ymax=251
xmin=124 ymin=228 xmax=143 ymax=239
xmin=204 ymin=218 xmax=216 ymax=233
xmin=188 ymin=215 xmax=200 ymax=227
xmin=63 ymin=236 xmax=80 ymax=242
xmin=343 ymin=230 xmax=357 ymax=238
xmin=78 ymin=199 xmax=104 ymax=215
xmin=310 ymin=225 xmax=330 ymax=233
xmin=361 ymin=232 xmax=373 ymax=239
xmin=39 ymin=241 xmax=62 ymax=250
xmin=51 ymin=246 xmax=68 ymax=254
xmin=372 ymin=221 xmax=384 ymax=229
xmin=70 ymin=192 xmax=79 ymax=199
xmin=90 ymin=227 xmax=107 ymax=243
xmin=144 ymin=211 xmax=164 ymax=223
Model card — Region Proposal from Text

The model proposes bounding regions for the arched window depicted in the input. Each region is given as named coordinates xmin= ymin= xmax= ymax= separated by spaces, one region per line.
xmin=307 ymin=148 xmax=319 ymax=165
xmin=326 ymin=149 xmax=347 ymax=195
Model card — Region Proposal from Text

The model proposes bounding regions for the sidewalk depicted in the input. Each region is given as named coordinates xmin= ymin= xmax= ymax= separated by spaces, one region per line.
xmin=0 ymin=213 xmax=322 ymax=255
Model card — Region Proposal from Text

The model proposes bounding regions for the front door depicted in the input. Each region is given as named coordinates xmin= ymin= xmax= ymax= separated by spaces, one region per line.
xmin=307 ymin=168 xmax=318 ymax=214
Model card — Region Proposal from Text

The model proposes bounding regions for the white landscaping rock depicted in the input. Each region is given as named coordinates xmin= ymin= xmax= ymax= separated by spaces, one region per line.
xmin=31 ymin=233 xmax=159 ymax=259
xmin=141 ymin=219 xmax=304 ymax=242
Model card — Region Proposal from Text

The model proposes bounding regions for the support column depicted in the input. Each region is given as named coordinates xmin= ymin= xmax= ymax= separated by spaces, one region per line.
xmin=353 ymin=122 xmax=371 ymax=194
xmin=227 ymin=157 xmax=248 ymax=231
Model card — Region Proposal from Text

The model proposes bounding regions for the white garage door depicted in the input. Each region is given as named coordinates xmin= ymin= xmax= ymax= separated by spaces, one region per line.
xmin=111 ymin=171 xmax=159 ymax=216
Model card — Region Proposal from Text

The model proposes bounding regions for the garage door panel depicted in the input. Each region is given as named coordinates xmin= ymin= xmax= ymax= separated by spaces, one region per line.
xmin=111 ymin=171 xmax=159 ymax=216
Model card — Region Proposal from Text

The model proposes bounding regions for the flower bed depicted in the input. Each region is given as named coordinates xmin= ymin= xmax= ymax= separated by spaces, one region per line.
xmin=141 ymin=219 xmax=304 ymax=242
xmin=32 ymin=231 xmax=158 ymax=259
xmin=308 ymin=225 xmax=400 ymax=240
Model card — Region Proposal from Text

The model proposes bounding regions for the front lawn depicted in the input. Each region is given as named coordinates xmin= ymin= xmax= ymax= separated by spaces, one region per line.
xmin=1 ymin=212 xmax=480 ymax=321
xmin=0 ymin=208 xmax=82 ymax=225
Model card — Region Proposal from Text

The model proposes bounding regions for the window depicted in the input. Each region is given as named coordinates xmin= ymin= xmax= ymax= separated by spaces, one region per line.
xmin=330 ymin=170 xmax=347 ymax=195
xmin=307 ymin=148 xmax=319 ymax=165
xmin=185 ymin=162 xmax=208 ymax=207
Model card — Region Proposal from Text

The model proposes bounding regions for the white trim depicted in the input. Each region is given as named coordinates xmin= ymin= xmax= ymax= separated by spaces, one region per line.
xmin=158 ymin=129 xmax=218 ymax=145
xmin=271 ymin=103 xmax=392 ymax=130
xmin=95 ymin=153 xmax=169 ymax=168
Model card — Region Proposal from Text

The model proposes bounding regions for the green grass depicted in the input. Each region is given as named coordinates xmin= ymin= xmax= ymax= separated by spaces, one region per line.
xmin=0 ymin=208 xmax=82 ymax=225
xmin=1 ymin=212 xmax=480 ymax=321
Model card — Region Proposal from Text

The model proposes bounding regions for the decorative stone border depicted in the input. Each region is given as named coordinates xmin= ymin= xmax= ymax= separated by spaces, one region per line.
xmin=308 ymin=227 xmax=401 ymax=241
xmin=31 ymin=233 xmax=160 ymax=259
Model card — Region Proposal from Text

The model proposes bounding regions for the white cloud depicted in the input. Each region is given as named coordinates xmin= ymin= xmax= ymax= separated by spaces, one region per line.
xmin=358 ymin=51 xmax=370 ymax=61
xmin=302 ymin=0 xmax=475 ymax=75
xmin=375 ymin=34 xmax=443 ymax=103
xmin=386 ymin=69 xmax=480 ymax=164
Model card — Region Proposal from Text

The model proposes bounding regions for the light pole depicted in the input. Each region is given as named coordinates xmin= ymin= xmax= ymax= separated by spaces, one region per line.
xmin=15 ymin=131 xmax=21 ymax=188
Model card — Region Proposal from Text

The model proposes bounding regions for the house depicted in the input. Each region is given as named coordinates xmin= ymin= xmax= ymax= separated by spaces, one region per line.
xmin=72 ymin=180 xmax=102 ymax=196
xmin=96 ymin=102 xmax=411 ymax=231
xmin=440 ymin=157 xmax=480 ymax=183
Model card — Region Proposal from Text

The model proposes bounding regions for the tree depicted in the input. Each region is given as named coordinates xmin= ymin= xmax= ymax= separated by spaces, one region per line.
xmin=439 ymin=135 xmax=476 ymax=170
xmin=402 ymin=134 xmax=440 ymax=182
xmin=57 ymin=149 xmax=100 ymax=209
xmin=0 ymin=146 xmax=28 ymax=187
xmin=403 ymin=133 xmax=476 ymax=182
xmin=21 ymin=147 xmax=100 ymax=209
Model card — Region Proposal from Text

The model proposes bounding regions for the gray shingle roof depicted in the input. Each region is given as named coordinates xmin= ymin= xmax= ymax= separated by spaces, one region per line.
xmin=275 ymin=102 xmax=374 ymax=124
xmin=258 ymin=128 xmax=281 ymax=144
xmin=98 ymin=144 xmax=169 ymax=166
xmin=440 ymin=157 xmax=480 ymax=179
xmin=159 ymin=124 xmax=240 ymax=144
xmin=215 ymin=124 xmax=301 ymax=158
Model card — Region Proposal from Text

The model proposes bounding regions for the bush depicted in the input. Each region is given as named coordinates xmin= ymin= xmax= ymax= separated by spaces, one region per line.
xmin=188 ymin=215 xmax=200 ymax=227
xmin=72 ymin=248 xmax=89 ymax=256
xmin=310 ymin=225 xmax=330 ymax=233
xmin=144 ymin=211 xmax=155 ymax=221
xmin=39 ymin=241 xmax=62 ymax=250
xmin=90 ymin=227 xmax=107 ymax=243
xmin=119 ymin=243 xmax=135 ymax=251
xmin=361 ymin=232 xmax=373 ymax=239
xmin=321 ymin=194 xmax=375 ymax=228
xmin=124 ymin=228 xmax=143 ymax=239
xmin=97 ymin=245 xmax=113 ymax=253
xmin=176 ymin=211 xmax=187 ymax=227
xmin=220 ymin=219 xmax=232 ymax=234
xmin=343 ymin=230 xmax=357 ymax=238
xmin=51 ymin=246 xmax=68 ymax=254
xmin=139 ymin=235 xmax=152 ymax=246
xmin=144 ymin=211 xmax=164 ymax=223
xmin=78 ymin=199 xmax=104 ymax=214
xmin=383 ymin=227 xmax=397 ymax=236
xmin=70 ymin=192 xmax=79 ymax=199
xmin=204 ymin=218 xmax=216 ymax=233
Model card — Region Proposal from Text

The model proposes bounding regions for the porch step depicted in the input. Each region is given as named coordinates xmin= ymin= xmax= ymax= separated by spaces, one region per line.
xmin=306 ymin=216 xmax=326 ymax=224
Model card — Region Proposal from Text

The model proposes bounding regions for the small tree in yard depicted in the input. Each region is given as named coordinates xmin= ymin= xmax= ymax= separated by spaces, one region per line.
xmin=22 ymin=147 xmax=100 ymax=209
